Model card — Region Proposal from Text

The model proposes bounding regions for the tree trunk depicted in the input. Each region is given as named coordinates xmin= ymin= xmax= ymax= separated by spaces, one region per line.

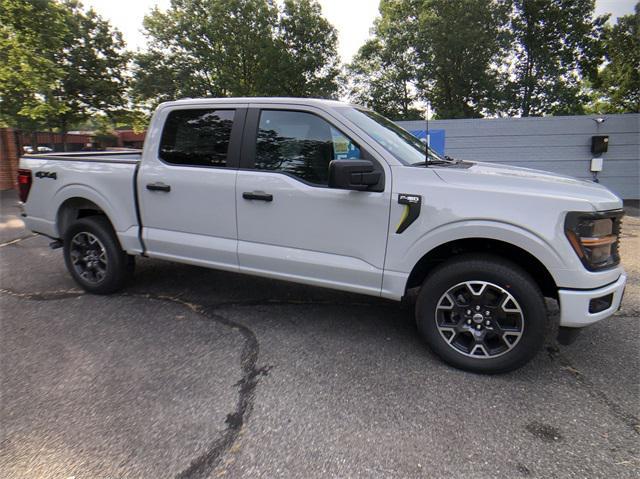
xmin=402 ymin=80 xmax=410 ymax=119
xmin=521 ymin=56 xmax=532 ymax=117
xmin=521 ymin=13 xmax=534 ymax=117
xmin=61 ymin=120 xmax=68 ymax=152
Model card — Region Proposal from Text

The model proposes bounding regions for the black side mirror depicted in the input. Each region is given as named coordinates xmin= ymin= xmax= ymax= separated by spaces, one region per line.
xmin=328 ymin=159 xmax=381 ymax=191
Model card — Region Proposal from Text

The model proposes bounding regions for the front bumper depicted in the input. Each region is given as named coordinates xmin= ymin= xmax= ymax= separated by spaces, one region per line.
xmin=558 ymin=273 xmax=627 ymax=328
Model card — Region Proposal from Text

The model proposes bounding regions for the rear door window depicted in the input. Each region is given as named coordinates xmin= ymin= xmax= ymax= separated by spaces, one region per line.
xmin=159 ymin=109 xmax=235 ymax=167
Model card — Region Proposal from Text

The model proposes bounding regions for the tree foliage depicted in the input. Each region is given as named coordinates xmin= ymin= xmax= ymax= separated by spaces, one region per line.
xmin=344 ymin=38 xmax=423 ymax=120
xmin=592 ymin=2 xmax=640 ymax=113
xmin=414 ymin=0 xmax=510 ymax=118
xmin=345 ymin=0 xmax=617 ymax=119
xmin=505 ymin=0 xmax=608 ymax=116
xmin=345 ymin=0 xmax=510 ymax=119
xmin=0 ymin=0 xmax=129 ymax=134
xmin=0 ymin=0 xmax=65 ymax=129
xmin=276 ymin=0 xmax=341 ymax=97
xmin=1 ymin=0 xmax=635 ymax=129
xmin=133 ymin=0 xmax=340 ymax=108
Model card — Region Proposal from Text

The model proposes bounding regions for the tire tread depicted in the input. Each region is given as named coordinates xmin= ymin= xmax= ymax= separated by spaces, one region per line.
xmin=415 ymin=253 xmax=547 ymax=374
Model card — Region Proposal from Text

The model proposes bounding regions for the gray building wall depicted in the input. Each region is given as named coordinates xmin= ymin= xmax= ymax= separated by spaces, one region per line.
xmin=398 ymin=114 xmax=640 ymax=200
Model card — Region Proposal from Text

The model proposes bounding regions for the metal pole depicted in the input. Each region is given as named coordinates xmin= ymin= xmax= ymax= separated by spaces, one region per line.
xmin=425 ymin=101 xmax=430 ymax=162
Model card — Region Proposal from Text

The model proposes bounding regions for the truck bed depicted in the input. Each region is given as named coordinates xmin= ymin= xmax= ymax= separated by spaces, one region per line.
xmin=22 ymin=150 xmax=142 ymax=163
xmin=19 ymin=150 xmax=144 ymax=253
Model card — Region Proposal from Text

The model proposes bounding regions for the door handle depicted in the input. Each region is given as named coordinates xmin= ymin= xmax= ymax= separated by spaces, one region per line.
xmin=146 ymin=182 xmax=171 ymax=192
xmin=242 ymin=191 xmax=273 ymax=202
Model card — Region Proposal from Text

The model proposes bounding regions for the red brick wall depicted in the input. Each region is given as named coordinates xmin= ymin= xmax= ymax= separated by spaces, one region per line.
xmin=116 ymin=130 xmax=146 ymax=148
xmin=16 ymin=131 xmax=94 ymax=150
xmin=0 ymin=128 xmax=19 ymax=190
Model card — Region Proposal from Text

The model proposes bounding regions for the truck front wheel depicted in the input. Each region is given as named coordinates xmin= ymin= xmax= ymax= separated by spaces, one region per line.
xmin=63 ymin=216 xmax=134 ymax=294
xmin=415 ymin=254 xmax=547 ymax=374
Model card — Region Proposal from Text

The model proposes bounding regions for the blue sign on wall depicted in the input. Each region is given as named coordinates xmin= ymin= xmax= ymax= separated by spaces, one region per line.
xmin=410 ymin=129 xmax=446 ymax=156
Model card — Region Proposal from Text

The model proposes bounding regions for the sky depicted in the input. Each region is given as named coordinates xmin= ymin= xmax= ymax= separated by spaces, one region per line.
xmin=82 ymin=0 xmax=637 ymax=63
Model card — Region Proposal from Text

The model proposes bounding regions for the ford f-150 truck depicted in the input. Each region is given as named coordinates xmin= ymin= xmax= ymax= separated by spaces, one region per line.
xmin=18 ymin=97 xmax=627 ymax=373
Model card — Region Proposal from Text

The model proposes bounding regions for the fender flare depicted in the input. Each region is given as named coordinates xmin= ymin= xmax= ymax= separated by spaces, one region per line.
xmin=400 ymin=220 xmax=566 ymax=283
xmin=50 ymin=184 xmax=124 ymax=237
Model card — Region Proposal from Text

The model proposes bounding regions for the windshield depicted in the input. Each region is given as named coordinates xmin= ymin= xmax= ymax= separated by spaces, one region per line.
xmin=337 ymin=107 xmax=446 ymax=165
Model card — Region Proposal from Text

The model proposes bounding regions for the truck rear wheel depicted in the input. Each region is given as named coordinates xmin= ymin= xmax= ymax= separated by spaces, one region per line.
xmin=63 ymin=216 xmax=134 ymax=294
xmin=415 ymin=254 xmax=546 ymax=374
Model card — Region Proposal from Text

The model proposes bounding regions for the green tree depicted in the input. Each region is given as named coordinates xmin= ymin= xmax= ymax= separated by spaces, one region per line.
xmin=275 ymin=0 xmax=340 ymax=97
xmin=412 ymin=0 xmax=510 ymax=118
xmin=345 ymin=0 xmax=509 ymax=119
xmin=592 ymin=2 xmax=640 ymax=113
xmin=134 ymin=0 xmax=277 ymax=104
xmin=344 ymin=0 xmax=423 ymax=120
xmin=506 ymin=0 xmax=608 ymax=116
xmin=53 ymin=1 xmax=130 ymax=142
xmin=133 ymin=0 xmax=340 ymax=108
xmin=344 ymin=38 xmax=423 ymax=120
xmin=0 ymin=1 xmax=130 ymax=145
xmin=0 ymin=0 xmax=65 ymax=129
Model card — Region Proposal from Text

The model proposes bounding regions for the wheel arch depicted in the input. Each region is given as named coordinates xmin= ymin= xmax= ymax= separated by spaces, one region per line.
xmin=50 ymin=182 xmax=127 ymax=239
xmin=56 ymin=196 xmax=115 ymax=238
xmin=405 ymin=237 xmax=559 ymax=300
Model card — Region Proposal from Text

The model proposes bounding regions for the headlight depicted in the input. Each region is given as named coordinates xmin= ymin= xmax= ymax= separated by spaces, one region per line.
xmin=565 ymin=210 xmax=624 ymax=271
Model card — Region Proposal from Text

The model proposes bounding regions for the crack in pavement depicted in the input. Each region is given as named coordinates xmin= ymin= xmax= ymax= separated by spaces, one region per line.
xmin=0 ymin=287 xmax=266 ymax=479
xmin=0 ymin=234 xmax=38 ymax=248
xmin=0 ymin=285 xmax=392 ymax=478
xmin=0 ymin=285 xmax=388 ymax=478
xmin=547 ymin=346 xmax=640 ymax=435
xmin=2 ymin=284 xmax=639 ymax=478
xmin=125 ymin=293 xmax=268 ymax=479
xmin=0 ymin=288 xmax=84 ymax=300
xmin=169 ymin=295 xmax=398 ymax=311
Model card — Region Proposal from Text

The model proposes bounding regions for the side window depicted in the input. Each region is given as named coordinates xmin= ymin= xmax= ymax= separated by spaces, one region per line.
xmin=255 ymin=110 xmax=361 ymax=185
xmin=159 ymin=109 xmax=235 ymax=167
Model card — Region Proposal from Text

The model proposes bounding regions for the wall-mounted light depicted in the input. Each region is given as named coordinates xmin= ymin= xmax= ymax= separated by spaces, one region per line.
xmin=591 ymin=135 xmax=609 ymax=155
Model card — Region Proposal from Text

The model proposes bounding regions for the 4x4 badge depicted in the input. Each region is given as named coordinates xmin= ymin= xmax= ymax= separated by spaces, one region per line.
xmin=35 ymin=171 xmax=57 ymax=180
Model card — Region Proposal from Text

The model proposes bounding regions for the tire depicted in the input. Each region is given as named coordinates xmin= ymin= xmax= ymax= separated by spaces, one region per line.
xmin=63 ymin=216 xmax=134 ymax=294
xmin=415 ymin=254 xmax=547 ymax=374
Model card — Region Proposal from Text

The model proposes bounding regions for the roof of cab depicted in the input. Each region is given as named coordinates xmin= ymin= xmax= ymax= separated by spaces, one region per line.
xmin=158 ymin=97 xmax=360 ymax=109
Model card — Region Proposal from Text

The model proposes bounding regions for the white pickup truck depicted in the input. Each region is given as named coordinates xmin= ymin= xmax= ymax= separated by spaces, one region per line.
xmin=18 ymin=97 xmax=626 ymax=373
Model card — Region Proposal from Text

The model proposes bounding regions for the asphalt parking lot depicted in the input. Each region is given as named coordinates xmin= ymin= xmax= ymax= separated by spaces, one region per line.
xmin=1 ymin=190 xmax=638 ymax=478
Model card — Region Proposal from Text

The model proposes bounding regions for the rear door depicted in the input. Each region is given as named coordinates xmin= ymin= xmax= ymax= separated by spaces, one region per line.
xmin=138 ymin=104 xmax=246 ymax=271
xmin=235 ymin=104 xmax=392 ymax=296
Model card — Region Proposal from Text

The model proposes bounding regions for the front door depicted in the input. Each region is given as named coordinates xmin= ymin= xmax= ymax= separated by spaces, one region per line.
xmin=138 ymin=105 xmax=246 ymax=271
xmin=236 ymin=105 xmax=392 ymax=296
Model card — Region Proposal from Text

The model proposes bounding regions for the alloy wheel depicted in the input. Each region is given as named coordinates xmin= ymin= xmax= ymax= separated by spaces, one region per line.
xmin=435 ymin=281 xmax=525 ymax=358
xmin=69 ymin=232 xmax=108 ymax=284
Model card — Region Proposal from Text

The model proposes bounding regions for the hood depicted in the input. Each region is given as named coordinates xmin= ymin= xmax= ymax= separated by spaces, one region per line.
xmin=432 ymin=161 xmax=622 ymax=211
